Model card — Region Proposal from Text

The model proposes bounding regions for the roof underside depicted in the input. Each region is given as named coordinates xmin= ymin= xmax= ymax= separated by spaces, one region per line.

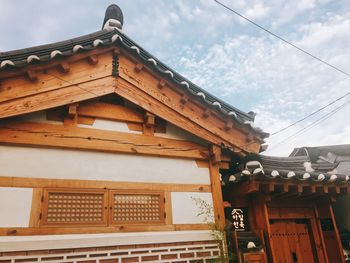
xmin=223 ymin=154 xmax=349 ymax=185
xmin=0 ymin=29 xmax=268 ymax=138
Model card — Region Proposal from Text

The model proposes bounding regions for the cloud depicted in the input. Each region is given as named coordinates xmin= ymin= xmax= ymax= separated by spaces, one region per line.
xmin=1 ymin=0 xmax=350 ymax=157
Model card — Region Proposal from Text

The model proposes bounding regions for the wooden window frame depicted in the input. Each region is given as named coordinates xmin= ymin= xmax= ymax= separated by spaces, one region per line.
xmin=40 ymin=188 xmax=109 ymax=227
xmin=109 ymin=190 xmax=165 ymax=225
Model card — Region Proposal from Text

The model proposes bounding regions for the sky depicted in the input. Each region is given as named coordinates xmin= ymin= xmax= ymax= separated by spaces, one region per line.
xmin=0 ymin=0 xmax=350 ymax=156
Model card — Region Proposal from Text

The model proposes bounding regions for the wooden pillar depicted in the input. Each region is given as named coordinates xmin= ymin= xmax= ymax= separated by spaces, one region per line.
xmin=251 ymin=194 xmax=275 ymax=263
xmin=208 ymin=145 xmax=225 ymax=230
xmin=316 ymin=197 xmax=345 ymax=263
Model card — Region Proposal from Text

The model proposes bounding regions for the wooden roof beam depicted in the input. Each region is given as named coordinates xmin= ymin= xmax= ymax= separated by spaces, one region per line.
xmin=0 ymin=121 xmax=209 ymax=160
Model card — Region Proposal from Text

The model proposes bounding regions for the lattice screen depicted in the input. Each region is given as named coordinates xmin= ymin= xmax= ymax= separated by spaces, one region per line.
xmin=112 ymin=193 xmax=164 ymax=223
xmin=44 ymin=191 xmax=106 ymax=225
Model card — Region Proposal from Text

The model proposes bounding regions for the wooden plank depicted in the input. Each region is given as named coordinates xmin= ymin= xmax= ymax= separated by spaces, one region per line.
xmin=208 ymin=145 xmax=225 ymax=230
xmin=0 ymin=121 xmax=209 ymax=160
xmin=0 ymin=176 xmax=211 ymax=193
xmin=78 ymin=102 xmax=144 ymax=123
xmin=0 ymin=51 xmax=113 ymax=103
xmin=0 ymin=48 xmax=114 ymax=79
xmin=0 ymin=224 xmax=209 ymax=236
xmin=231 ymin=181 xmax=259 ymax=196
xmin=0 ymin=76 xmax=115 ymax=119
xmin=29 ymin=188 xmax=43 ymax=227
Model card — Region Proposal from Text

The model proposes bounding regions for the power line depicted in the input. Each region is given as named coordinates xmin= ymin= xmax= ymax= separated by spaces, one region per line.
xmin=214 ymin=0 xmax=350 ymax=138
xmin=270 ymin=91 xmax=350 ymax=136
xmin=214 ymin=0 xmax=350 ymax=78
xmin=269 ymin=100 xmax=350 ymax=150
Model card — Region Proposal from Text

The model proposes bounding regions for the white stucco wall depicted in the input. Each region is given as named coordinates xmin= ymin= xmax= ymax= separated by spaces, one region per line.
xmin=156 ymin=123 xmax=207 ymax=145
xmin=171 ymin=192 xmax=214 ymax=224
xmin=0 ymin=230 xmax=213 ymax=252
xmin=0 ymin=146 xmax=210 ymax=185
xmin=78 ymin=119 xmax=142 ymax=134
xmin=0 ymin=187 xmax=32 ymax=227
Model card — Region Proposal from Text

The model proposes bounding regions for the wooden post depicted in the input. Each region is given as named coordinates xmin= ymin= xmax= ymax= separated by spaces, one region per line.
xmin=143 ymin=112 xmax=155 ymax=135
xmin=251 ymin=194 xmax=275 ymax=263
xmin=327 ymin=198 xmax=346 ymax=263
xmin=63 ymin=103 xmax=78 ymax=126
xmin=208 ymin=145 xmax=225 ymax=229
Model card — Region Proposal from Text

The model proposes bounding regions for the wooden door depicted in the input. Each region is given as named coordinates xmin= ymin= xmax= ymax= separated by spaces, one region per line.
xmin=270 ymin=219 xmax=317 ymax=263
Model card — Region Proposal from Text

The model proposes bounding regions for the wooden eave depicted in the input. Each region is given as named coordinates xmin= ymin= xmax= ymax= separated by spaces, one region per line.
xmin=0 ymin=36 xmax=265 ymax=155
xmin=230 ymin=178 xmax=350 ymax=199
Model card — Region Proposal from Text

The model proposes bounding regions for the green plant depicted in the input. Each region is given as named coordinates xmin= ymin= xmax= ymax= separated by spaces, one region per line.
xmin=191 ymin=197 xmax=235 ymax=263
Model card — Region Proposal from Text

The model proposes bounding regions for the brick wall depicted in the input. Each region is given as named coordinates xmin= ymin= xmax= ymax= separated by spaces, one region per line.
xmin=0 ymin=240 xmax=221 ymax=263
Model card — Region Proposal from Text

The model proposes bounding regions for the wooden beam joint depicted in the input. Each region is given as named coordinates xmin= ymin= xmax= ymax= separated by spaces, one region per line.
xmin=26 ymin=69 xmax=38 ymax=82
xmin=158 ymin=79 xmax=167 ymax=89
xmin=58 ymin=62 xmax=70 ymax=74
xmin=209 ymin=145 xmax=221 ymax=165
xmin=87 ymin=55 xmax=99 ymax=65
xmin=134 ymin=63 xmax=144 ymax=73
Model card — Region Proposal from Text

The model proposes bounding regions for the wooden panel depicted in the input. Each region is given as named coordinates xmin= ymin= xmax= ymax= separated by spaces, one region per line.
xmin=41 ymin=189 xmax=108 ymax=227
xmin=0 ymin=176 xmax=211 ymax=193
xmin=269 ymin=219 xmax=317 ymax=263
xmin=0 ymin=52 xmax=113 ymax=103
xmin=78 ymin=102 xmax=144 ymax=123
xmin=0 ymin=224 xmax=210 ymax=236
xmin=242 ymin=253 xmax=267 ymax=263
xmin=0 ymin=121 xmax=209 ymax=160
xmin=0 ymin=76 xmax=115 ymax=119
xmin=110 ymin=191 xmax=165 ymax=225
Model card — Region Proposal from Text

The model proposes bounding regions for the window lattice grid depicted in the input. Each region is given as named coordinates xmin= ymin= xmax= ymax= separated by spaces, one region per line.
xmin=113 ymin=193 xmax=162 ymax=223
xmin=45 ymin=192 xmax=105 ymax=224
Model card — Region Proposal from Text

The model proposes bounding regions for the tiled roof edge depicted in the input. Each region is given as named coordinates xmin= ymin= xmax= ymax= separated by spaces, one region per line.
xmin=0 ymin=29 xmax=269 ymax=138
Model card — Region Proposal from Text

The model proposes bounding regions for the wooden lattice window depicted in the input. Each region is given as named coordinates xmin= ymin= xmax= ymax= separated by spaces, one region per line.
xmin=110 ymin=191 xmax=165 ymax=224
xmin=41 ymin=189 xmax=108 ymax=226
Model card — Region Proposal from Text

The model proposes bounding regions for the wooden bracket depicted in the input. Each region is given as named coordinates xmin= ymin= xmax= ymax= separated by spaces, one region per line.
xmin=158 ymin=79 xmax=167 ymax=89
xmin=223 ymin=121 xmax=232 ymax=131
xmin=113 ymin=48 xmax=120 ymax=55
xmin=180 ymin=93 xmax=189 ymax=105
xmin=58 ymin=62 xmax=70 ymax=74
xmin=209 ymin=145 xmax=221 ymax=164
xmin=202 ymin=108 xmax=210 ymax=119
xmin=64 ymin=103 xmax=79 ymax=126
xmin=144 ymin=112 xmax=155 ymax=128
xmin=26 ymin=69 xmax=38 ymax=82
xmin=134 ymin=63 xmax=144 ymax=73
xmin=87 ymin=55 xmax=98 ymax=65
xmin=143 ymin=112 xmax=155 ymax=135
xmin=68 ymin=103 xmax=79 ymax=118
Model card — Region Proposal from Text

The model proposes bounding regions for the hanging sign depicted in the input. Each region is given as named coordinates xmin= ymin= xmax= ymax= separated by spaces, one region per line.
xmin=225 ymin=207 xmax=249 ymax=231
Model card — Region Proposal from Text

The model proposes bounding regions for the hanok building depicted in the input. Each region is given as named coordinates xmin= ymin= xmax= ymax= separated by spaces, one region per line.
xmin=222 ymin=147 xmax=350 ymax=262
xmin=0 ymin=4 xmax=267 ymax=263
xmin=0 ymin=4 xmax=348 ymax=263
